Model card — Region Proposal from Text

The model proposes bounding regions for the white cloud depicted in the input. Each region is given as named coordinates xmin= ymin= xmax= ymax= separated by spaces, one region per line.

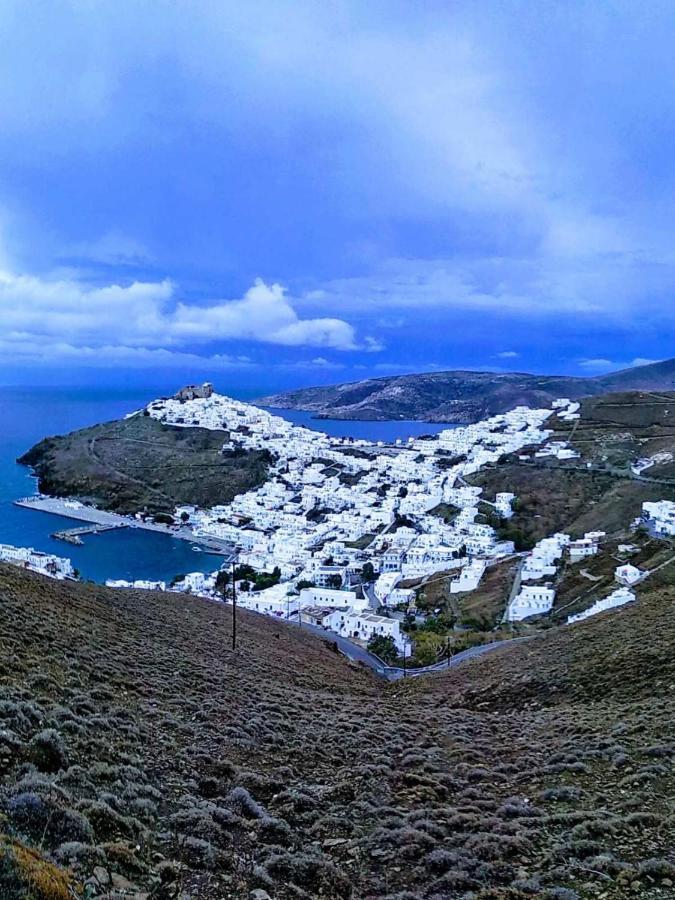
xmin=627 ymin=357 xmax=660 ymax=368
xmin=0 ymin=271 xmax=363 ymax=365
xmin=578 ymin=356 xmax=662 ymax=374
xmin=496 ymin=350 xmax=520 ymax=359
xmin=577 ymin=358 xmax=616 ymax=372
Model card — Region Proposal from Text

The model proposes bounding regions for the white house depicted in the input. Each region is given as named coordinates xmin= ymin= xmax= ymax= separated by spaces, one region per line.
xmin=643 ymin=500 xmax=675 ymax=536
xmin=509 ymin=584 xmax=556 ymax=621
xmin=568 ymin=537 xmax=598 ymax=561
xmin=568 ymin=587 xmax=636 ymax=624
xmin=299 ymin=586 xmax=364 ymax=610
xmin=615 ymin=564 xmax=643 ymax=586
xmin=450 ymin=559 xmax=486 ymax=594
xmin=325 ymin=608 xmax=406 ymax=652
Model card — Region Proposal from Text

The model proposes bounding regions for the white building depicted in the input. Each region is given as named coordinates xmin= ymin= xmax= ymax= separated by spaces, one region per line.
xmin=615 ymin=564 xmax=643 ymax=586
xmin=509 ymin=584 xmax=556 ymax=621
xmin=495 ymin=492 xmax=516 ymax=519
xmin=450 ymin=559 xmax=487 ymax=594
xmin=299 ymin=586 xmax=363 ymax=610
xmin=643 ymin=500 xmax=675 ymax=536
xmin=325 ymin=608 xmax=406 ymax=652
xmin=568 ymin=587 xmax=636 ymax=624
xmin=0 ymin=544 xmax=75 ymax=581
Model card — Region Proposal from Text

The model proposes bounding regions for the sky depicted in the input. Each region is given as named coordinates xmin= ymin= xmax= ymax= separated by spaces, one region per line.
xmin=0 ymin=0 xmax=674 ymax=393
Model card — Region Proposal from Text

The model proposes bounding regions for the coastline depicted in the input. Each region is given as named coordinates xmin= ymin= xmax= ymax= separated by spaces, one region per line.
xmin=14 ymin=496 xmax=235 ymax=557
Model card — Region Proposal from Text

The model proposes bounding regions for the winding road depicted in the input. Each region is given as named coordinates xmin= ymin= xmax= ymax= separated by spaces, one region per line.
xmin=292 ymin=619 xmax=529 ymax=681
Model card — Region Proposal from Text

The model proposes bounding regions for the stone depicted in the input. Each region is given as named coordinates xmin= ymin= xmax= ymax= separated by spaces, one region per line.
xmin=93 ymin=866 xmax=111 ymax=886
xmin=249 ymin=891 xmax=272 ymax=900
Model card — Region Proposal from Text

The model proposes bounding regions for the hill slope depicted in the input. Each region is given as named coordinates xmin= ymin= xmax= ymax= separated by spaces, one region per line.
xmin=259 ymin=356 xmax=675 ymax=422
xmin=19 ymin=413 xmax=271 ymax=515
xmin=1 ymin=565 xmax=674 ymax=898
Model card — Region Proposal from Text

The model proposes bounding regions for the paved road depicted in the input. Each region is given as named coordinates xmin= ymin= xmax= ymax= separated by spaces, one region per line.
xmin=292 ymin=619 xmax=528 ymax=681
xmin=502 ymin=557 xmax=525 ymax=624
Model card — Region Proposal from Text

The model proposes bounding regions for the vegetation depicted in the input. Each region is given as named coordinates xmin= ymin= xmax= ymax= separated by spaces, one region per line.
xmin=1 ymin=551 xmax=675 ymax=898
xmin=216 ymin=564 xmax=282 ymax=594
xmin=366 ymin=634 xmax=398 ymax=664
xmin=19 ymin=414 xmax=272 ymax=515
xmin=259 ymin=358 xmax=675 ymax=422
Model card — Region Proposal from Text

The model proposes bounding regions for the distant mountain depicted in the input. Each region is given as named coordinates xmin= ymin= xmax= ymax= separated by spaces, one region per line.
xmin=259 ymin=357 xmax=675 ymax=422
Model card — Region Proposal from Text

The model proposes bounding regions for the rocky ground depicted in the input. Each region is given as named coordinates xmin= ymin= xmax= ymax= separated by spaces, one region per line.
xmin=0 ymin=564 xmax=674 ymax=899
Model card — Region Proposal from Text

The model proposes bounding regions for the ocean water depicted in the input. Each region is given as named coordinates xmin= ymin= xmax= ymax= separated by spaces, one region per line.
xmin=0 ymin=387 xmax=452 ymax=584
xmin=265 ymin=408 xmax=451 ymax=442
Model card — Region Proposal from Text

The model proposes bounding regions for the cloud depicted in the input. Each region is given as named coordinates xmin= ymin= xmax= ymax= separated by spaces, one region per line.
xmin=0 ymin=271 xmax=364 ymax=365
xmin=496 ymin=350 xmax=520 ymax=359
xmin=628 ymin=357 xmax=660 ymax=368
xmin=578 ymin=356 xmax=663 ymax=374
xmin=577 ymin=358 xmax=616 ymax=372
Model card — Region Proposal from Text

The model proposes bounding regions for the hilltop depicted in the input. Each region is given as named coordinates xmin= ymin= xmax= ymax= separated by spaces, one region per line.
xmin=19 ymin=413 xmax=271 ymax=517
xmin=259 ymin=357 xmax=675 ymax=422
xmin=1 ymin=564 xmax=674 ymax=898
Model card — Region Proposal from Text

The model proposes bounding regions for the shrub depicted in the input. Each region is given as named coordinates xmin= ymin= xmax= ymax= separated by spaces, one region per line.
xmin=27 ymin=729 xmax=68 ymax=774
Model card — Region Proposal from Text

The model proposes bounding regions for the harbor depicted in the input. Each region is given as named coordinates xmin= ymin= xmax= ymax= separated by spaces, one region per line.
xmin=14 ymin=496 xmax=236 ymax=558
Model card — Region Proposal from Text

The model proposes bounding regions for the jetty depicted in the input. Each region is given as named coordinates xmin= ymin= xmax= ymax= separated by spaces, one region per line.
xmin=51 ymin=523 xmax=126 ymax=545
xmin=14 ymin=496 xmax=235 ymax=556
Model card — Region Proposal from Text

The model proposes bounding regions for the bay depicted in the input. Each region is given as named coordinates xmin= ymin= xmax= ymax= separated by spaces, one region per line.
xmin=0 ymin=387 xmax=452 ymax=584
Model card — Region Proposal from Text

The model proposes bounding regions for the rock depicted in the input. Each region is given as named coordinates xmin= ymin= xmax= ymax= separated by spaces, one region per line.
xmin=111 ymin=872 xmax=139 ymax=891
xmin=93 ymin=866 xmax=111 ymax=886
xmin=250 ymin=891 xmax=272 ymax=900
xmin=323 ymin=837 xmax=348 ymax=847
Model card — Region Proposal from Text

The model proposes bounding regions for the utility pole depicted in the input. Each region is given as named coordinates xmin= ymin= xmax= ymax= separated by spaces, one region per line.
xmin=231 ymin=558 xmax=237 ymax=651
xmin=403 ymin=644 xmax=407 ymax=678
xmin=446 ymin=637 xmax=451 ymax=668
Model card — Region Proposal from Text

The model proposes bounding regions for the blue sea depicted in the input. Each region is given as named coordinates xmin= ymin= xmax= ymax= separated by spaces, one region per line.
xmin=0 ymin=387 xmax=450 ymax=584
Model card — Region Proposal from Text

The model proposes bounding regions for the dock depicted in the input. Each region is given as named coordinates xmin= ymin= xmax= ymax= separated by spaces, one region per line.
xmin=14 ymin=496 xmax=235 ymax=556
xmin=51 ymin=523 xmax=126 ymax=545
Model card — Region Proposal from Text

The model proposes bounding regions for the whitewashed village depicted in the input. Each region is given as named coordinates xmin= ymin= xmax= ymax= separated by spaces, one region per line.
xmin=8 ymin=384 xmax=675 ymax=667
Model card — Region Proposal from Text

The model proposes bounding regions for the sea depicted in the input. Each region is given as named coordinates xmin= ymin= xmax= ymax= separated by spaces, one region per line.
xmin=0 ymin=387 xmax=450 ymax=584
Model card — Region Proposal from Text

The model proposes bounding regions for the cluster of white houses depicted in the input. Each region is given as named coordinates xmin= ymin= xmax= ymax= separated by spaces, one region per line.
xmin=20 ymin=387 xmax=671 ymax=651
xmin=0 ymin=543 xmax=75 ymax=580
xmin=643 ymin=500 xmax=675 ymax=536
xmin=508 ymin=530 xmax=605 ymax=621
xmin=136 ymin=390 xmax=593 ymax=646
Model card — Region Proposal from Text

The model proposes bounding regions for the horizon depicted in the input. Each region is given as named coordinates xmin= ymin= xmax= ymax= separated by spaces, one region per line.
xmin=1 ymin=1 xmax=674 ymax=390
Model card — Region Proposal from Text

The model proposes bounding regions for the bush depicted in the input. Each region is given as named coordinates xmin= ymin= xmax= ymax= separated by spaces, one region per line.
xmin=28 ymin=729 xmax=68 ymax=773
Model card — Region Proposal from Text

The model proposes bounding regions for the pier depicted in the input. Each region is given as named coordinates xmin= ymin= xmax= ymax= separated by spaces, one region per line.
xmin=14 ymin=496 xmax=236 ymax=557
xmin=51 ymin=523 xmax=126 ymax=545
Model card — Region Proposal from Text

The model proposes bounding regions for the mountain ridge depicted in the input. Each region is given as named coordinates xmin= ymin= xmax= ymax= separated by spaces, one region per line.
xmin=259 ymin=356 xmax=675 ymax=422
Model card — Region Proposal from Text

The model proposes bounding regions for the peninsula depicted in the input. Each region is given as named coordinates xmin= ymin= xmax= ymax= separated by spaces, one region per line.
xmin=259 ymin=356 xmax=675 ymax=422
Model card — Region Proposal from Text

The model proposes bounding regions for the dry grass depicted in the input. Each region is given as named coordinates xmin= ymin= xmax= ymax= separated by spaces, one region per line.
xmin=0 ymin=563 xmax=674 ymax=898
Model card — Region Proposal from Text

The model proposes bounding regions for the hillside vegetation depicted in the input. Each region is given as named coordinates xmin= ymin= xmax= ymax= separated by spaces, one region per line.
xmin=19 ymin=414 xmax=271 ymax=515
xmin=259 ymin=358 xmax=675 ymax=423
xmin=1 ymin=565 xmax=674 ymax=898
xmin=469 ymin=391 xmax=675 ymax=547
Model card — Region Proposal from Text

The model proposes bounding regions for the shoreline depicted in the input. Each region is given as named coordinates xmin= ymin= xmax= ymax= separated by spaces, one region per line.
xmin=13 ymin=496 xmax=235 ymax=557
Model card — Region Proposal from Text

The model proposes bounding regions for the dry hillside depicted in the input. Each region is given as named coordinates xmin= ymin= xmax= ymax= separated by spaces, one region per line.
xmin=0 ymin=566 xmax=674 ymax=899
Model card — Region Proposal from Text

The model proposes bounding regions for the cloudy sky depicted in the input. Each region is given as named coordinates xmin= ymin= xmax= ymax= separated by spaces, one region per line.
xmin=1 ymin=0 xmax=673 ymax=391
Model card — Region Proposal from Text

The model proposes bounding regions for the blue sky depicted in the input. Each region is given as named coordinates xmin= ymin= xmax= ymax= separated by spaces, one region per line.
xmin=0 ymin=0 xmax=673 ymax=392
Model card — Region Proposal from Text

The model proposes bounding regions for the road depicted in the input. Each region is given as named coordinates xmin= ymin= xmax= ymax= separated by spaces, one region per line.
xmin=502 ymin=557 xmax=525 ymax=624
xmin=292 ymin=619 xmax=529 ymax=681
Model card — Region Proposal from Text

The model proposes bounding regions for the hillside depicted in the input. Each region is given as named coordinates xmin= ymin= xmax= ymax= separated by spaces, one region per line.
xmin=259 ymin=357 xmax=675 ymax=422
xmin=469 ymin=390 xmax=675 ymax=548
xmin=18 ymin=413 xmax=271 ymax=516
xmin=1 ymin=564 xmax=675 ymax=898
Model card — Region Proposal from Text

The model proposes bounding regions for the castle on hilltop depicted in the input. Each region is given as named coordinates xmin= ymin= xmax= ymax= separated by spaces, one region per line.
xmin=174 ymin=382 xmax=214 ymax=402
